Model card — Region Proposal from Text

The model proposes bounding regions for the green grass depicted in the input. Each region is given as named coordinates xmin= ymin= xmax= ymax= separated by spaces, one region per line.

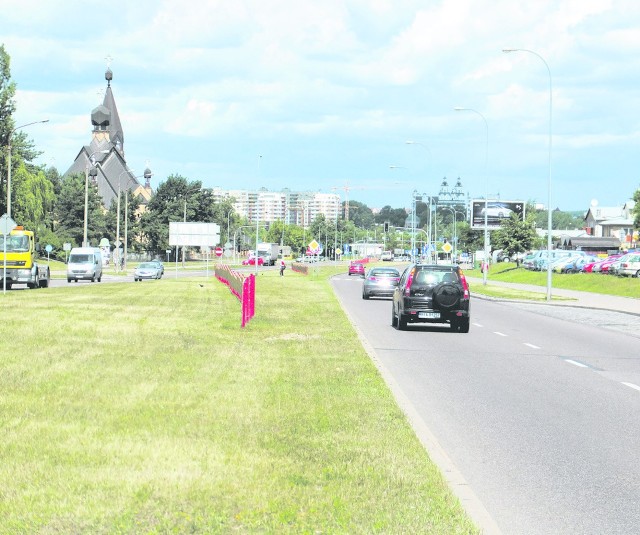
xmin=0 ymin=269 xmax=478 ymax=534
xmin=466 ymin=262 xmax=640 ymax=299
xmin=467 ymin=282 xmax=567 ymax=301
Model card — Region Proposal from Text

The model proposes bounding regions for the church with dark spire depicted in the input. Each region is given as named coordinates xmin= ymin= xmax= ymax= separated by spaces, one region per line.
xmin=65 ymin=67 xmax=153 ymax=211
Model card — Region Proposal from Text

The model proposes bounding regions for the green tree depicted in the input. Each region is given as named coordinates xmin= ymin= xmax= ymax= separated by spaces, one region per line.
xmin=0 ymin=44 xmax=17 ymax=213
xmin=0 ymin=45 xmax=43 ymax=215
xmin=54 ymin=173 xmax=106 ymax=247
xmin=105 ymin=190 xmax=146 ymax=252
xmin=11 ymin=161 xmax=55 ymax=233
xmin=348 ymin=200 xmax=375 ymax=228
xmin=415 ymin=200 xmax=431 ymax=228
xmin=140 ymin=176 xmax=236 ymax=254
xmin=45 ymin=165 xmax=63 ymax=196
xmin=375 ymin=205 xmax=408 ymax=228
xmin=454 ymin=222 xmax=481 ymax=253
xmin=491 ymin=212 xmax=538 ymax=257
xmin=140 ymin=175 xmax=198 ymax=253
xmin=533 ymin=207 xmax=582 ymax=230
xmin=632 ymin=189 xmax=640 ymax=231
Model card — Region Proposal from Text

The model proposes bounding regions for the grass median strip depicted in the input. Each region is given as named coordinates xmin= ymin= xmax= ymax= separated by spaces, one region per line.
xmin=468 ymin=282 xmax=573 ymax=301
xmin=477 ymin=262 xmax=640 ymax=298
xmin=1 ymin=271 xmax=479 ymax=533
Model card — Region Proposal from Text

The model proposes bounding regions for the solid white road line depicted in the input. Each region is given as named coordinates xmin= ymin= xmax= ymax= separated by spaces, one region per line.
xmin=621 ymin=382 xmax=640 ymax=392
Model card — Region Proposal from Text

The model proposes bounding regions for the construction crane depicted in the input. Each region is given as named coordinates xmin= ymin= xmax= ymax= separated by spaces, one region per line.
xmin=331 ymin=182 xmax=366 ymax=221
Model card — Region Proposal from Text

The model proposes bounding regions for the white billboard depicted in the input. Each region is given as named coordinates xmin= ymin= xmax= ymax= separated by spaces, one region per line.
xmin=470 ymin=200 xmax=525 ymax=230
xmin=169 ymin=222 xmax=220 ymax=247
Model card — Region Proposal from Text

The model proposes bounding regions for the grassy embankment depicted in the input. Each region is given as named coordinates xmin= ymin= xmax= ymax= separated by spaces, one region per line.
xmin=465 ymin=262 xmax=640 ymax=301
xmin=1 ymin=267 xmax=479 ymax=534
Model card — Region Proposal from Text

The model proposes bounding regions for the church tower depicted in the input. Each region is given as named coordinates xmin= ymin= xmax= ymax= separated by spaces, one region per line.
xmin=65 ymin=67 xmax=152 ymax=212
xmin=90 ymin=67 xmax=124 ymax=156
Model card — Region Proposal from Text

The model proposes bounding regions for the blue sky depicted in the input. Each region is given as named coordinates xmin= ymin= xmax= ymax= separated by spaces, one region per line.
xmin=3 ymin=0 xmax=639 ymax=213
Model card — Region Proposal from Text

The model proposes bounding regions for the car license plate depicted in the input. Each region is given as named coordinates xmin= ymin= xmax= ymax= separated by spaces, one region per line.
xmin=418 ymin=311 xmax=440 ymax=319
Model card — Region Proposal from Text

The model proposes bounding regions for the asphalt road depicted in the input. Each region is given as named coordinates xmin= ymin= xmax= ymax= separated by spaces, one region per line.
xmin=331 ymin=273 xmax=640 ymax=535
xmin=5 ymin=263 xmax=278 ymax=290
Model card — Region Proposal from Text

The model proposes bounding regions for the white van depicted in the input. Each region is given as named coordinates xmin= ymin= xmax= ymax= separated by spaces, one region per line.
xmin=67 ymin=247 xmax=103 ymax=283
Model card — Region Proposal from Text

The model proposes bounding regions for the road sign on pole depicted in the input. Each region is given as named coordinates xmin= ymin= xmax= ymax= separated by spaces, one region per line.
xmin=215 ymin=246 xmax=223 ymax=257
xmin=0 ymin=214 xmax=16 ymax=236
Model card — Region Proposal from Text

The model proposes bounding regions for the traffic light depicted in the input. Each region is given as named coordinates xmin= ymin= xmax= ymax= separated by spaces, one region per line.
xmin=384 ymin=221 xmax=390 ymax=233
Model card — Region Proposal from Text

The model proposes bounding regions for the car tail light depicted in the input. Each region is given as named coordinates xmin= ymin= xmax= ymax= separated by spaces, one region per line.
xmin=404 ymin=268 xmax=416 ymax=296
xmin=459 ymin=270 xmax=470 ymax=299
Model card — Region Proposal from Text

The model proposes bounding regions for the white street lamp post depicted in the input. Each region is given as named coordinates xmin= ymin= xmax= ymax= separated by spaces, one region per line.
xmin=255 ymin=156 xmax=262 ymax=276
xmin=503 ymin=47 xmax=553 ymax=301
xmin=83 ymin=149 xmax=109 ymax=247
xmin=116 ymin=168 xmax=152 ymax=271
xmin=440 ymin=206 xmax=457 ymax=261
xmin=115 ymin=170 xmax=129 ymax=269
xmin=83 ymin=165 xmax=91 ymax=247
xmin=405 ymin=142 xmax=432 ymax=263
xmin=454 ymin=107 xmax=489 ymax=284
xmin=255 ymin=193 xmax=260 ymax=276
xmin=411 ymin=190 xmax=417 ymax=262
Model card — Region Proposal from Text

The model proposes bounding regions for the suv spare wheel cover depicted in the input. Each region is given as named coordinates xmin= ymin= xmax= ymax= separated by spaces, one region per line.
xmin=433 ymin=283 xmax=461 ymax=310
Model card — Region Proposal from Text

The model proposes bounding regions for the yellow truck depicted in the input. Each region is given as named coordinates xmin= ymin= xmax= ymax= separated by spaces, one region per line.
xmin=0 ymin=226 xmax=50 ymax=289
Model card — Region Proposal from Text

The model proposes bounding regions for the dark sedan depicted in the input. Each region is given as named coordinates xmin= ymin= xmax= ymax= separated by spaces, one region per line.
xmin=362 ymin=267 xmax=400 ymax=299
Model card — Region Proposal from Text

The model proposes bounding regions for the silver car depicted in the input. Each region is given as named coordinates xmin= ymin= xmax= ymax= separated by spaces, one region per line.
xmin=616 ymin=253 xmax=640 ymax=277
xmin=362 ymin=267 xmax=400 ymax=299
xmin=134 ymin=262 xmax=163 ymax=281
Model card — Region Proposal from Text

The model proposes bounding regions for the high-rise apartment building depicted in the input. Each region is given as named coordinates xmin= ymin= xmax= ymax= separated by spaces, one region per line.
xmin=211 ymin=188 xmax=340 ymax=228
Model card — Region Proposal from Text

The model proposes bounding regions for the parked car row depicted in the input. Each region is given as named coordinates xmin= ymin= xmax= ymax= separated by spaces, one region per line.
xmin=586 ymin=252 xmax=640 ymax=277
xmin=523 ymin=250 xmax=585 ymax=271
xmin=523 ymin=249 xmax=640 ymax=277
xmin=551 ymin=254 xmax=599 ymax=274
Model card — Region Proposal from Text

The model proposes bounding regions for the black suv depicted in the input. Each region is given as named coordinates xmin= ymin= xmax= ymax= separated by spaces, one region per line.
xmin=391 ymin=264 xmax=471 ymax=332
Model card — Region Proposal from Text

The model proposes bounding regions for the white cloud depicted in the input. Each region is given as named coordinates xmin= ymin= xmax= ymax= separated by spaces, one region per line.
xmin=3 ymin=0 xmax=640 ymax=210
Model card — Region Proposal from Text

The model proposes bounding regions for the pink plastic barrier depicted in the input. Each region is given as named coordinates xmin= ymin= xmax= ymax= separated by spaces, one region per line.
xmin=215 ymin=265 xmax=255 ymax=327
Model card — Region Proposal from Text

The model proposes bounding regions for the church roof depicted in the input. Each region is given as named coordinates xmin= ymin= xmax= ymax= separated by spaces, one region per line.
xmin=102 ymin=83 xmax=124 ymax=149
xmin=64 ymin=68 xmax=151 ymax=209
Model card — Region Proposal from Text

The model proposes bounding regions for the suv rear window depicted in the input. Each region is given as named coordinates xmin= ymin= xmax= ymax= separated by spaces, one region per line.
xmin=413 ymin=268 xmax=458 ymax=285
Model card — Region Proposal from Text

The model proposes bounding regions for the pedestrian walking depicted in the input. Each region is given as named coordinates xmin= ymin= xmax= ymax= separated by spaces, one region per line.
xmin=279 ymin=259 xmax=286 ymax=276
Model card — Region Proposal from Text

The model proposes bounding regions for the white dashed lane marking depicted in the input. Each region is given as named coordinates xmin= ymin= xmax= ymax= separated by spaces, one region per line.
xmin=565 ymin=359 xmax=589 ymax=368
xmin=478 ymin=324 xmax=640 ymax=395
